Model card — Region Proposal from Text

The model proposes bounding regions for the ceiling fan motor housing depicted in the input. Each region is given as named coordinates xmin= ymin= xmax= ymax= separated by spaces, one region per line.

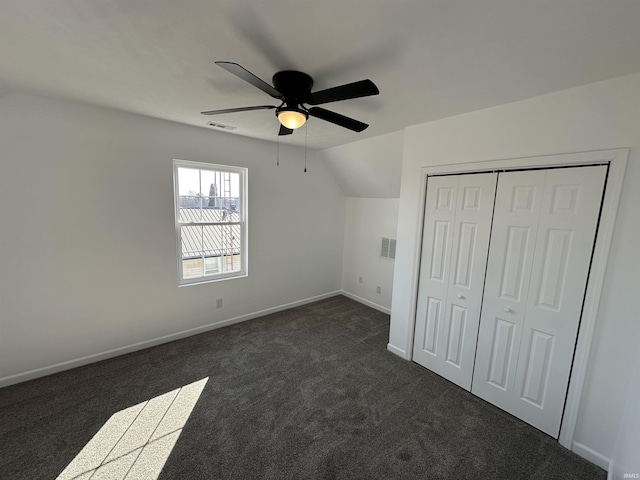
xmin=272 ymin=71 xmax=313 ymax=105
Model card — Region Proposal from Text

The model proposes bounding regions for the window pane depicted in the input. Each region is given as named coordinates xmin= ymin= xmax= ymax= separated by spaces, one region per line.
xmin=177 ymin=168 xmax=200 ymax=196
xmin=201 ymin=170 xmax=241 ymax=221
xmin=222 ymin=253 xmax=242 ymax=273
xmin=204 ymin=256 xmax=222 ymax=275
xmin=178 ymin=169 xmax=240 ymax=224
xmin=179 ymin=201 xmax=241 ymax=224
xmin=181 ymin=225 xmax=204 ymax=260
xmin=201 ymin=224 xmax=241 ymax=259
xmin=178 ymin=197 xmax=218 ymax=224
xmin=180 ymin=224 xmax=242 ymax=278
xmin=182 ymin=258 xmax=204 ymax=279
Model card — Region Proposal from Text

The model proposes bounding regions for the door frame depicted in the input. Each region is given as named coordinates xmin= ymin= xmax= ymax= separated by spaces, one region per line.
xmin=406 ymin=148 xmax=628 ymax=449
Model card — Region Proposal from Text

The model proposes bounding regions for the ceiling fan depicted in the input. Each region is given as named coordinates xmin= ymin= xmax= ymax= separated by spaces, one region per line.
xmin=202 ymin=62 xmax=379 ymax=136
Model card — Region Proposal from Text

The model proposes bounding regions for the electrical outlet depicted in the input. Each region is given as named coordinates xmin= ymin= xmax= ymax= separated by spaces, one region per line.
xmin=358 ymin=275 xmax=363 ymax=284
xmin=216 ymin=298 xmax=223 ymax=308
xmin=376 ymin=285 xmax=382 ymax=294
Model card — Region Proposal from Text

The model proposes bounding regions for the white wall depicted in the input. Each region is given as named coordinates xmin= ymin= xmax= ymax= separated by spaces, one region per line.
xmin=389 ymin=72 xmax=640 ymax=464
xmin=0 ymin=92 xmax=345 ymax=384
xmin=609 ymin=344 xmax=640 ymax=479
xmin=320 ymin=132 xmax=403 ymax=313
xmin=341 ymin=198 xmax=399 ymax=313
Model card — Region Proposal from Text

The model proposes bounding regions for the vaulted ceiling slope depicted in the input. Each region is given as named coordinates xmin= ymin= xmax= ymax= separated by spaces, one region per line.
xmin=2 ymin=0 xmax=640 ymax=150
xmin=321 ymin=131 xmax=404 ymax=198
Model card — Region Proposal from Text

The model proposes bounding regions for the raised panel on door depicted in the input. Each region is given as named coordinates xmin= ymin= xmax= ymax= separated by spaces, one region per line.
xmin=413 ymin=173 xmax=496 ymax=390
xmin=510 ymin=165 xmax=607 ymax=437
xmin=472 ymin=170 xmax=546 ymax=406
xmin=472 ymin=166 xmax=606 ymax=438
xmin=413 ymin=175 xmax=458 ymax=367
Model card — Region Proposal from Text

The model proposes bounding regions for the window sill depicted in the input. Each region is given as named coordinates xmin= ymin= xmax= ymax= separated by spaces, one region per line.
xmin=178 ymin=272 xmax=247 ymax=287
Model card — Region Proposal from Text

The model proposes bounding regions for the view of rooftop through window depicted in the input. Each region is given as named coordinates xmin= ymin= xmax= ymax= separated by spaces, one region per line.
xmin=174 ymin=161 xmax=247 ymax=284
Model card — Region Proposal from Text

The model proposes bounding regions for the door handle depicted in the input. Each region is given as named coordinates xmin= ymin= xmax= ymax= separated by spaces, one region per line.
xmin=504 ymin=307 xmax=514 ymax=313
xmin=457 ymin=293 xmax=466 ymax=300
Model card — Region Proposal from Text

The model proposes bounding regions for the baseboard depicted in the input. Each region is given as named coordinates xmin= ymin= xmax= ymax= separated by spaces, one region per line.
xmin=339 ymin=290 xmax=391 ymax=315
xmin=572 ymin=441 xmax=611 ymax=471
xmin=387 ymin=343 xmax=408 ymax=359
xmin=0 ymin=290 xmax=342 ymax=389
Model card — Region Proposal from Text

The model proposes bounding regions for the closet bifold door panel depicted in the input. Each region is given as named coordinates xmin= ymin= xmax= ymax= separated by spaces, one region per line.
xmin=471 ymin=165 xmax=607 ymax=437
xmin=412 ymin=172 xmax=497 ymax=390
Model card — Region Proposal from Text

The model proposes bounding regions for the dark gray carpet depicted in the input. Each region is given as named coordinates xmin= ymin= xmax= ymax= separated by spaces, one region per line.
xmin=0 ymin=295 xmax=605 ymax=479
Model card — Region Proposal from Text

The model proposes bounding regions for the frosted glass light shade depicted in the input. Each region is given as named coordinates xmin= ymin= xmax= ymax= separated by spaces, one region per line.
xmin=278 ymin=109 xmax=307 ymax=129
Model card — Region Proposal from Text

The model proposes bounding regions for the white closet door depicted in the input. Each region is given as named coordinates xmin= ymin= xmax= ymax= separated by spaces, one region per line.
xmin=413 ymin=173 xmax=497 ymax=390
xmin=413 ymin=175 xmax=458 ymax=376
xmin=472 ymin=165 xmax=607 ymax=437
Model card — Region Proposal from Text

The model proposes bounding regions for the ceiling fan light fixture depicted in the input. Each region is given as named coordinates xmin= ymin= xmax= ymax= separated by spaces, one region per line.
xmin=277 ymin=108 xmax=308 ymax=129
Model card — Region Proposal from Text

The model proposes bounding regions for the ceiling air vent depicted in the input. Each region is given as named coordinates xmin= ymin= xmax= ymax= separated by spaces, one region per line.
xmin=206 ymin=121 xmax=237 ymax=131
xmin=380 ymin=237 xmax=397 ymax=260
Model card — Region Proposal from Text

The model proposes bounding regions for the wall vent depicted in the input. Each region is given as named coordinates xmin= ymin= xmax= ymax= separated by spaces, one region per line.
xmin=206 ymin=121 xmax=237 ymax=131
xmin=380 ymin=237 xmax=397 ymax=260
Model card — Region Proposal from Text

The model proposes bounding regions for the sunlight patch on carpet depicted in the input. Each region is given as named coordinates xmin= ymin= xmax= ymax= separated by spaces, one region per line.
xmin=56 ymin=377 xmax=208 ymax=480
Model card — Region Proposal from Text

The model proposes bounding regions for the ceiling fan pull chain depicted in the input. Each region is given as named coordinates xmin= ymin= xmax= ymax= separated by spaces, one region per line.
xmin=304 ymin=122 xmax=308 ymax=173
xmin=277 ymin=134 xmax=280 ymax=166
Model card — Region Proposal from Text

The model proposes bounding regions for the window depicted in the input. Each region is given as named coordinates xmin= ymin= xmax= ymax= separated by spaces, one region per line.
xmin=173 ymin=160 xmax=247 ymax=285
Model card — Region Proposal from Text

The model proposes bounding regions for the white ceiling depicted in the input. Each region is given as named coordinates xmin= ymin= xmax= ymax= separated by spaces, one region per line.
xmin=2 ymin=0 xmax=640 ymax=150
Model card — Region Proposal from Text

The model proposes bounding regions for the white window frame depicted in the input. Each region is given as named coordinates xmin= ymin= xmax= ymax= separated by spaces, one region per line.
xmin=173 ymin=159 xmax=248 ymax=286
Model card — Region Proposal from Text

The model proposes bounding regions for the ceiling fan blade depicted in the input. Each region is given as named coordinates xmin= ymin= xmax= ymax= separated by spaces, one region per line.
xmin=216 ymin=61 xmax=283 ymax=99
xmin=279 ymin=125 xmax=293 ymax=136
xmin=201 ymin=105 xmax=276 ymax=115
xmin=308 ymin=107 xmax=369 ymax=132
xmin=305 ymin=79 xmax=379 ymax=106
